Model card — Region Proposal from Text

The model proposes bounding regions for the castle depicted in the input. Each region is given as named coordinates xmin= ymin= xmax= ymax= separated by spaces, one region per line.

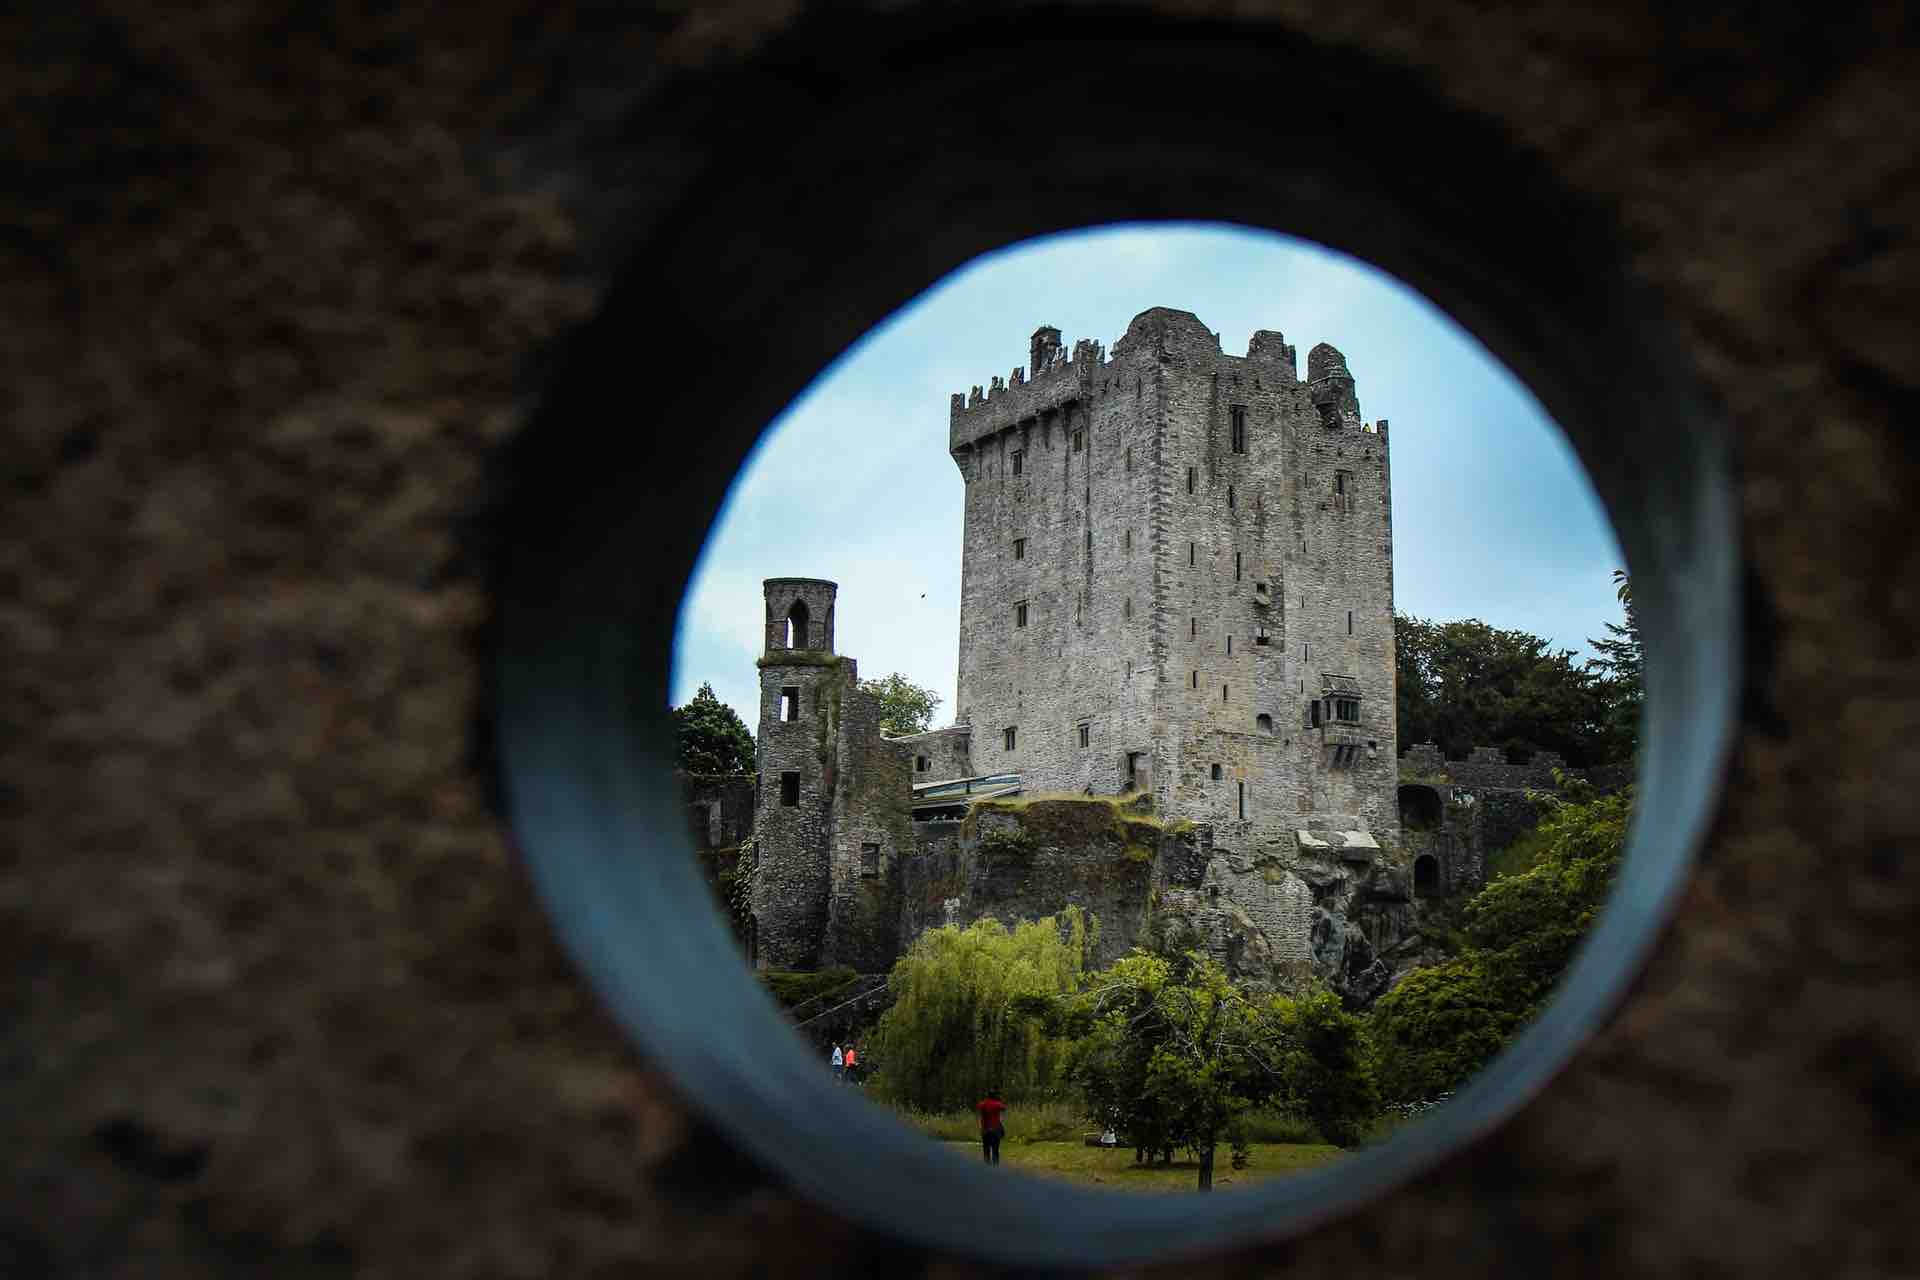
xmin=738 ymin=307 xmax=1415 ymax=988
xmin=719 ymin=308 xmax=1583 ymax=1001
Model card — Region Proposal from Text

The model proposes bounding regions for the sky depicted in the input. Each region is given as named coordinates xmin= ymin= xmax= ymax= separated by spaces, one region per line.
xmin=672 ymin=223 xmax=1625 ymax=731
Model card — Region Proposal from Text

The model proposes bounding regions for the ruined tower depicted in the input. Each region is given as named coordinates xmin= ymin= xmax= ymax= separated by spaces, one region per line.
xmin=751 ymin=579 xmax=840 ymax=969
xmin=948 ymin=307 xmax=1399 ymax=855
xmin=751 ymin=578 xmax=913 ymax=972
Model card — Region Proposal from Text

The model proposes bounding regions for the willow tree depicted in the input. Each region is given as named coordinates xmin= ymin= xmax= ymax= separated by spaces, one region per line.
xmin=869 ymin=910 xmax=1093 ymax=1112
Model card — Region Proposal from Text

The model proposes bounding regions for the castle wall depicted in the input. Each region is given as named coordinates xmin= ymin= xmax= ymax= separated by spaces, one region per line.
xmin=899 ymin=821 xmax=968 ymax=942
xmin=678 ymin=772 xmax=755 ymax=851
xmin=818 ymin=680 xmax=916 ymax=972
xmin=1394 ymin=744 xmax=1638 ymax=898
xmin=1399 ymin=741 xmax=1633 ymax=795
xmin=893 ymin=724 xmax=974 ymax=784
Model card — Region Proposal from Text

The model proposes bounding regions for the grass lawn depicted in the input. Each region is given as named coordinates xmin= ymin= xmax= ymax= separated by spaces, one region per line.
xmin=938 ymin=1140 xmax=1346 ymax=1191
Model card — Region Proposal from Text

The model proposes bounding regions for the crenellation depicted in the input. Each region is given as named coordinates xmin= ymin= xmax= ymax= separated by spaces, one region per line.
xmin=947 ymin=328 xmax=1110 ymax=455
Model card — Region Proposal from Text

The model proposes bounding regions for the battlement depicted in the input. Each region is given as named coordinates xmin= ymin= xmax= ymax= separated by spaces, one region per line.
xmin=949 ymin=310 xmax=1385 ymax=457
xmin=949 ymin=329 xmax=1106 ymax=453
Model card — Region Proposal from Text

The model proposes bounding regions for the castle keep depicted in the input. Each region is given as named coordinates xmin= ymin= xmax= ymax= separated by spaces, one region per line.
xmin=950 ymin=307 xmax=1397 ymax=847
xmin=744 ymin=308 xmax=1424 ymax=996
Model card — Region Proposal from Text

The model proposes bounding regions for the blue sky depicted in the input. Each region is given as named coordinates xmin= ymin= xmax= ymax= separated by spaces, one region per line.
xmin=673 ymin=223 xmax=1624 ymax=731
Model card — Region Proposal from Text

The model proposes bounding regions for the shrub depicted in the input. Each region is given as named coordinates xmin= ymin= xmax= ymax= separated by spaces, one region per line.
xmin=1369 ymin=788 xmax=1631 ymax=1103
xmin=761 ymin=966 xmax=860 ymax=1011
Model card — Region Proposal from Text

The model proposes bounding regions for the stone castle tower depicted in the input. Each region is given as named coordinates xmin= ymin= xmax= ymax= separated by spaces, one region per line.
xmin=751 ymin=578 xmax=913 ymax=972
xmin=949 ymin=307 xmax=1399 ymax=849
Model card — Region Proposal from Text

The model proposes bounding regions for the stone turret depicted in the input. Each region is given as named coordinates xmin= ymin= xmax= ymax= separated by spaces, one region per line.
xmin=752 ymin=578 xmax=846 ymax=969
xmin=1030 ymin=324 xmax=1063 ymax=374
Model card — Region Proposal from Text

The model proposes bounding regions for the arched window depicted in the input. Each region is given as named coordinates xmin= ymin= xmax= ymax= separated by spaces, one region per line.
xmin=785 ymin=599 xmax=810 ymax=649
xmin=1210 ymin=763 xmax=1223 ymax=781
xmin=1256 ymin=713 xmax=1274 ymax=735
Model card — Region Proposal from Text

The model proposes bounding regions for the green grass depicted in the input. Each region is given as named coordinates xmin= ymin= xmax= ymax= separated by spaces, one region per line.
xmin=1237 ymin=1108 xmax=1325 ymax=1145
xmin=890 ymin=1099 xmax=1087 ymax=1143
xmin=888 ymin=1102 xmax=1329 ymax=1147
xmin=936 ymin=1140 xmax=1347 ymax=1191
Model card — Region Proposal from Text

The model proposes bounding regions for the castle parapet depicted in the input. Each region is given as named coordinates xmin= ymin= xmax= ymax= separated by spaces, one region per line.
xmin=949 ymin=328 xmax=1105 ymax=454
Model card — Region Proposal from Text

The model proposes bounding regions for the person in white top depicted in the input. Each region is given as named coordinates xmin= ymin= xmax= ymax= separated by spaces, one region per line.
xmin=830 ymin=1043 xmax=844 ymax=1082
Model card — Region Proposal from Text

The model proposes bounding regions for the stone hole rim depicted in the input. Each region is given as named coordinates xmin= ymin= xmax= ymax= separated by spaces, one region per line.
xmin=492 ymin=15 xmax=1740 ymax=1270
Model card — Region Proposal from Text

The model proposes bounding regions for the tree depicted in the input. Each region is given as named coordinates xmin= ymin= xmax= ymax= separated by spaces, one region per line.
xmin=1368 ymin=786 xmax=1631 ymax=1104
xmin=1394 ymin=613 xmax=1617 ymax=766
xmin=1070 ymin=952 xmax=1374 ymax=1191
xmin=671 ymin=682 xmax=755 ymax=775
xmin=1588 ymin=569 xmax=1644 ymax=761
xmin=862 ymin=673 xmax=942 ymax=738
xmin=1068 ymin=954 xmax=1181 ymax=1168
xmin=868 ymin=910 xmax=1093 ymax=1112
xmin=1276 ymin=990 xmax=1378 ymax=1149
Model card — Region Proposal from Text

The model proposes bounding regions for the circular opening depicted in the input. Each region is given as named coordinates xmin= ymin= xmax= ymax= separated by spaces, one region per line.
xmin=493 ymin=19 xmax=1739 ymax=1270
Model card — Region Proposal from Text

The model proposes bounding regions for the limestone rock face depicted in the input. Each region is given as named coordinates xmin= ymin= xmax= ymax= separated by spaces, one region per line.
xmin=901 ymin=800 xmax=1421 ymax=1005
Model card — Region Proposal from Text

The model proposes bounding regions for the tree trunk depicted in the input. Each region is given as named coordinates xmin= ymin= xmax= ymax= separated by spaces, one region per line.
xmin=1198 ymin=1143 xmax=1214 ymax=1192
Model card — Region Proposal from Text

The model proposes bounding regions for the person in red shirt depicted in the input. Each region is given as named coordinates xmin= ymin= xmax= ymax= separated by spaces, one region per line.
xmin=843 ymin=1044 xmax=858 ymax=1084
xmin=975 ymin=1089 xmax=1007 ymax=1164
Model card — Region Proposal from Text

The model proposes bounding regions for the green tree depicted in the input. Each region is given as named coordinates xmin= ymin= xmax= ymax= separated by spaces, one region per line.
xmin=862 ymin=673 xmax=942 ymax=738
xmin=1067 ymin=954 xmax=1180 ymax=1167
xmin=1277 ymin=990 xmax=1378 ymax=1148
xmin=1588 ymin=569 xmax=1644 ymax=761
xmin=869 ymin=910 xmax=1092 ymax=1112
xmin=1394 ymin=613 xmax=1616 ymax=766
xmin=671 ymin=682 xmax=755 ymax=775
xmin=1369 ymin=786 xmax=1632 ymax=1103
xmin=1070 ymin=953 xmax=1373 ymax=1190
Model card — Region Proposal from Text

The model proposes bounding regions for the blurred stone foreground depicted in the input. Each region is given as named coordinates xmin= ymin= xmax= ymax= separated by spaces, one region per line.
xmin=2 ymin=2 xmax=1918 ymax=1277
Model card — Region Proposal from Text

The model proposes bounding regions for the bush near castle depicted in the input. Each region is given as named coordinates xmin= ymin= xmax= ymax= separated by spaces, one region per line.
xmin=1368 ymin=781 xmax=1630 ymax=1104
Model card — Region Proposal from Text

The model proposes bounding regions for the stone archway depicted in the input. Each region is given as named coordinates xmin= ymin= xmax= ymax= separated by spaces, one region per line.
xmin=1399 ymin=783 xmax=1444 ymax=832
xmin=1414 ymin=854 xmax=1441 ymax=896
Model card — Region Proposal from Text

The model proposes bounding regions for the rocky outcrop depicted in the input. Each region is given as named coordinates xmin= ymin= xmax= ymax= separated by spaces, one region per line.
xmin=900 ymin=796 xmax=1425 ymax=1006
xmin=901 ymin=795 xmax=1188 ymax=968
